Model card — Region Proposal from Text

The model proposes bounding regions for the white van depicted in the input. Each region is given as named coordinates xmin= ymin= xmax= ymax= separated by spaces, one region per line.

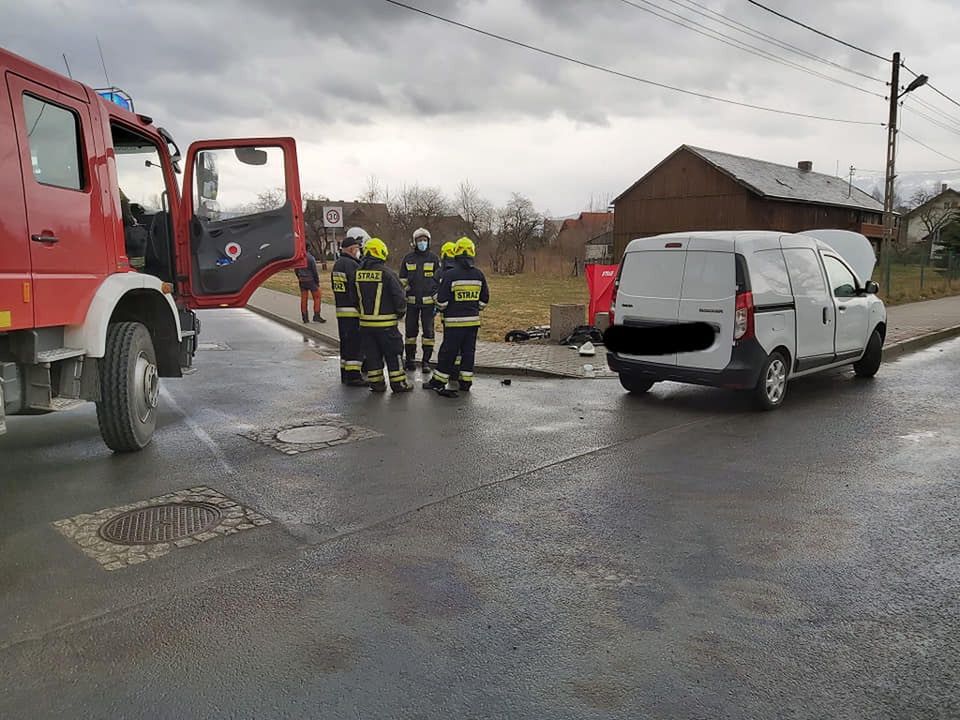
xmin=607 ymin=230 xmax=886 ymax=409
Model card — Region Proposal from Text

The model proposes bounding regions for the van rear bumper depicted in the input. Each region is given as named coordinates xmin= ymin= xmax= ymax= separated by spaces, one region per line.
xmin=607 ymin=338 xmax=768 ymax=390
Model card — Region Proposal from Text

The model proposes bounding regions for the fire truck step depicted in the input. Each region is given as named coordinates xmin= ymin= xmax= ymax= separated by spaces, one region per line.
xmin=49 ymin=398 xmax=84 ymax=412
xmin=36 ymin=348 xmax=85 ymax=364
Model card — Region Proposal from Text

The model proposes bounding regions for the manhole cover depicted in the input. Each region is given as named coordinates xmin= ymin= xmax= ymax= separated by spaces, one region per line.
xmin=276 ymin=425 xmax=349 ymax=445
xmin=99 ymin=502 xmax=222 ymax=545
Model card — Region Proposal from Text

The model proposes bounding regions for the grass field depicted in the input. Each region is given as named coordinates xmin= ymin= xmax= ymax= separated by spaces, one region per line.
xmin=872 ymin=264 xmax=960 ymax=305
xmin=262 ymin=262 xmax=959 ymax=343
xmin=261 ymin=269 xmax=590 ymax=342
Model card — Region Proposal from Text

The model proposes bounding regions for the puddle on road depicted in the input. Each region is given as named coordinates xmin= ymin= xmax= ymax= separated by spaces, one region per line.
xmin=897 ymin=430 xmax=940 ymax=442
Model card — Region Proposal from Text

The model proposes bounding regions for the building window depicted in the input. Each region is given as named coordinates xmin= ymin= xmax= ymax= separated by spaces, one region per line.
xmin=22 ymin=94 xmax=85 ymax=191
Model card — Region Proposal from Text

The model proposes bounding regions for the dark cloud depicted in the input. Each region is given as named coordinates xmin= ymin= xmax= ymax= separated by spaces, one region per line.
xmin=3 ymin=0 xmax=957 ymax=212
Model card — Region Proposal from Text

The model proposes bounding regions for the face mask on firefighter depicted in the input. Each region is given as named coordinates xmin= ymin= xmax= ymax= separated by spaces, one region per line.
xmin=416 ymin=240 xmax=428 ymax=252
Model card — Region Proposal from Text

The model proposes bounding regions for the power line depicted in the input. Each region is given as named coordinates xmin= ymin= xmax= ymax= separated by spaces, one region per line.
xmin=745 ymin=0 xmax=890 ymax=63
xmin=667 ymin=0 xmax=886 ymax=83
xmin=382 ymin=0 xmax=881 ymax=126
xmin=902 ymin=63 xmax=960 ymax=111
xmin=903 ymin=104 xmax=960 ymax=138
xmin=900 ymin=131 xmax=960 ymax=165
xmin=855 ymin=168 xmax=960 ymax=174
xmin=911 ymin=96 xmax=960 ymax=132
xmin=616 ymin=0 xmax=885 ymax=98
xmin=927 ymin=83 xmax=960 ymax=111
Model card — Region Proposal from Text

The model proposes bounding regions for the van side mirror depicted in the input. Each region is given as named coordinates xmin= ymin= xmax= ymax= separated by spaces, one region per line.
xmin=864 ymin=280 xmax=879 ymax=294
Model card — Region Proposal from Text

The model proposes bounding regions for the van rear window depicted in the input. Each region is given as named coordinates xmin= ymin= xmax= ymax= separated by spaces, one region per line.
xmin=680 ymin=251 xmax=734 ymax=300
xmin=620 ymin=251 xmax=686 ymax=299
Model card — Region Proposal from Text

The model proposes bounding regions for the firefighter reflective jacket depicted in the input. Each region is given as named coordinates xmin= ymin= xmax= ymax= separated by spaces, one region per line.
xmin=399 ymin=250 xmax=440 ymax=306
xmin=356 ymin=256 xmax=407 ymax=328
xmin=435 ymin=257 xmax=490 ymax=328
xmin=331 ymin=252 xmax=360 ymax=318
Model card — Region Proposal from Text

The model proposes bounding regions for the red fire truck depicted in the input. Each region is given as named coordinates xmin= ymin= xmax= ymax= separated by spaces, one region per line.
xmin=0 ymin=47 xmax=306 ymax=451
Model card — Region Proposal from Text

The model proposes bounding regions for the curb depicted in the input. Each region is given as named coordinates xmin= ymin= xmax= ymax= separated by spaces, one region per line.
xmin=246 ymin=301 xmax=585 ymax=379
xmin=882 ymin=324 xmax=960 ymax=362
xmin=246 ymin=304 xmax=341 ymax=347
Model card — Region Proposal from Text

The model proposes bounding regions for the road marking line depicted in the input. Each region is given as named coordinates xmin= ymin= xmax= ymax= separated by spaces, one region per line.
xmin=160 ymin=387 xmax=235 ymax=475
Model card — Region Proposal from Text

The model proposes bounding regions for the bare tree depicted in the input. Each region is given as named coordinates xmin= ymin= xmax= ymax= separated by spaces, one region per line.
xmin=359 ymin=174 xmax=386 ymax=204
xmin=540 ymin=211 xmax=560 ymax=247
xmin=584 ymin=191 xmax=613 ymax=213
xmin=497 ymin=193 xmax=542 ymax=274
xmin=908 ymin=187 xmax=958 ymax=258
xmin=252 ymin=187 xmax=286 ymax=212
xmin=456 ymin=180 xmax=494 ymax=234
xmin=387 ymin=184 xmax=451 ymax=250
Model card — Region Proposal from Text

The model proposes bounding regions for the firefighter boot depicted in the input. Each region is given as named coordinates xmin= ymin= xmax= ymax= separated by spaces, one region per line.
xmin=423 ymin=377 xmax=445 ymax=391
xmin=302 ymin=312 xmax=309 ymax=323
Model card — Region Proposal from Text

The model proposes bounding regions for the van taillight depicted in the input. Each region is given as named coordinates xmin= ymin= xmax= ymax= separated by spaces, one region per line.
xmin=610 ymin=277 xmax=619 ymax=325
xmin=734 ymin=290 xmax=754 ymax=341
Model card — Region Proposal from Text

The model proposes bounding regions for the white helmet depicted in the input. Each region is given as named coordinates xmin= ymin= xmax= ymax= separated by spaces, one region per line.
xmin=412 ymin=227 xmax=431 ymax=248
xmin=345 ymin=226 xmax=370 ymax=245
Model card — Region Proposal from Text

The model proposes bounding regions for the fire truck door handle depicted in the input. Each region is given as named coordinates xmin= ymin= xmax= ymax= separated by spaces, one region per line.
xmin=31 ymin=233 xmax=59 ymax=244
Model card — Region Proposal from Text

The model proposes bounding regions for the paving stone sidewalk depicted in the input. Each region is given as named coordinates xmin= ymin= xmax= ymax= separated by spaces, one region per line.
xmin=247 ymin=287 xmax=960 ymax=379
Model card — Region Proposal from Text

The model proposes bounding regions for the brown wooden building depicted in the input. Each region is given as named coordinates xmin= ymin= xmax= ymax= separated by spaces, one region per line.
xmin=612 ymin=145 xmax=886 ymax=259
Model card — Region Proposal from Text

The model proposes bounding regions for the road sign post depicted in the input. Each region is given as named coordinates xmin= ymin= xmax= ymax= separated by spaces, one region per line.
xmin=322 ymin=207 xmax=344 ymax=267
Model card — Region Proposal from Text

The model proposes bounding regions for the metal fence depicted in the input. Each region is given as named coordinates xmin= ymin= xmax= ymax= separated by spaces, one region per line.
xmin=877 ymin=249 xmax=960 ymax=303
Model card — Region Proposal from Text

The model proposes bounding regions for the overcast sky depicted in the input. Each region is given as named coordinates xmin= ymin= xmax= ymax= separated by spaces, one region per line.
xmin=5 ymin=0 xmax=960 ymax=214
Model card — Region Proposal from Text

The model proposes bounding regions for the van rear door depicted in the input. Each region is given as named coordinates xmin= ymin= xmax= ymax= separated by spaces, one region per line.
xmin=178 ymin=138 xmax=305 ymax=309
xmin=676 ymin=237 xmax=735 ymax=370
xmin=614 ymin=240 xmax=688 ymax=366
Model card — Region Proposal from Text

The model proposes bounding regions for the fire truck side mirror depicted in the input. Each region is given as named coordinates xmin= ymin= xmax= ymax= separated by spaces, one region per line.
xmin=196 ymin=152 xmax=218 ymax=203
xmin=235 ymin=147 xmax=268 ymax=166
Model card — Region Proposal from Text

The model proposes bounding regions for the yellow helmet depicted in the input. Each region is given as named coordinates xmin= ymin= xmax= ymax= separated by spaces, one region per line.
xmin=454 ymin=236 xmax=476 ymax=258
xmin=364 ymin=237 xmax=389 ymax=261
xmin=440 ymin=241 xmax=457 ymax=259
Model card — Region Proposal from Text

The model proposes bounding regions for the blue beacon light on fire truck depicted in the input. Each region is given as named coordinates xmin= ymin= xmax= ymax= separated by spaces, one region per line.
xmin=95 ymin=87 xmax=134 ymax=112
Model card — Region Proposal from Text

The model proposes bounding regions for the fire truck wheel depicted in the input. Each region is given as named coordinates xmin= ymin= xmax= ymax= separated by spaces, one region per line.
xmin=96 ymin=322 xmax=159 ymax=452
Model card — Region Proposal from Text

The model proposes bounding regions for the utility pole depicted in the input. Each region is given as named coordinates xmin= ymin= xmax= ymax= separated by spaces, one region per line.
xmin=847 ymin=165 xmax=855 ymax=198
xmin=882 ymin=53 xmax=928 ymax=294
xmin=881 ymin=51 xmax=900 ymax=296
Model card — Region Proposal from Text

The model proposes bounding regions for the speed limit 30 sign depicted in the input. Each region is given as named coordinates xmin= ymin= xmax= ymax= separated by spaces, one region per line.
xmin=323 ymin=206 xmax=344 ymax=228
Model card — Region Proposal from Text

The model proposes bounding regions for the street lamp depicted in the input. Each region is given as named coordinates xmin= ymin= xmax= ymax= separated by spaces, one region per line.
xmin=903 ymin=74 xmax=929 ymax=96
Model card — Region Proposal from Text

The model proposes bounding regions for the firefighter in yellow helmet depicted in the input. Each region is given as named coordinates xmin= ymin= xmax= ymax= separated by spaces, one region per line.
xmin=355 ymin=238 xmax=412 ymax=393
xmin=431 ymin=240 xmax=461 ymax=386
xmin=426 ymin=237 xmax=489 ymax=397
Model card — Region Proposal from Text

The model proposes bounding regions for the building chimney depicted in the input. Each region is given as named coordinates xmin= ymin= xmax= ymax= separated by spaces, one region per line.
xmin=942 ymin=183 xmax=949 ymax=193
xmin=798 ymin=160 xmax=813 ymax=172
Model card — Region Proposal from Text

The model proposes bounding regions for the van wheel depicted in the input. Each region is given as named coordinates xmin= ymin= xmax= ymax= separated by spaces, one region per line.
xmin=853 ymin=329 xmax=883 ymax=378
xmin=619 ymin=374 xmax=655 ymax=394
xmin=754 ymin=351 xmax=788 ymax=410
xmin=96 ymin=322 xmax=159 ymax=453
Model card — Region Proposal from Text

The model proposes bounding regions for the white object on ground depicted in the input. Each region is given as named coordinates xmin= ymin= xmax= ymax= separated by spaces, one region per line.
xmin=579 ymin=341 xmax=596 ymax=356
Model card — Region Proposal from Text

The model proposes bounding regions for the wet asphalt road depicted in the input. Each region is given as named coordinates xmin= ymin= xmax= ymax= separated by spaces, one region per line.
xmin=1 ymin=309 xmax=958 ymax=719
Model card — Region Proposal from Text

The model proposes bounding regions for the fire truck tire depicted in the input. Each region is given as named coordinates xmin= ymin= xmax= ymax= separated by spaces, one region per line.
xmin=96 ymin=322 xmax=159 ymax=452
